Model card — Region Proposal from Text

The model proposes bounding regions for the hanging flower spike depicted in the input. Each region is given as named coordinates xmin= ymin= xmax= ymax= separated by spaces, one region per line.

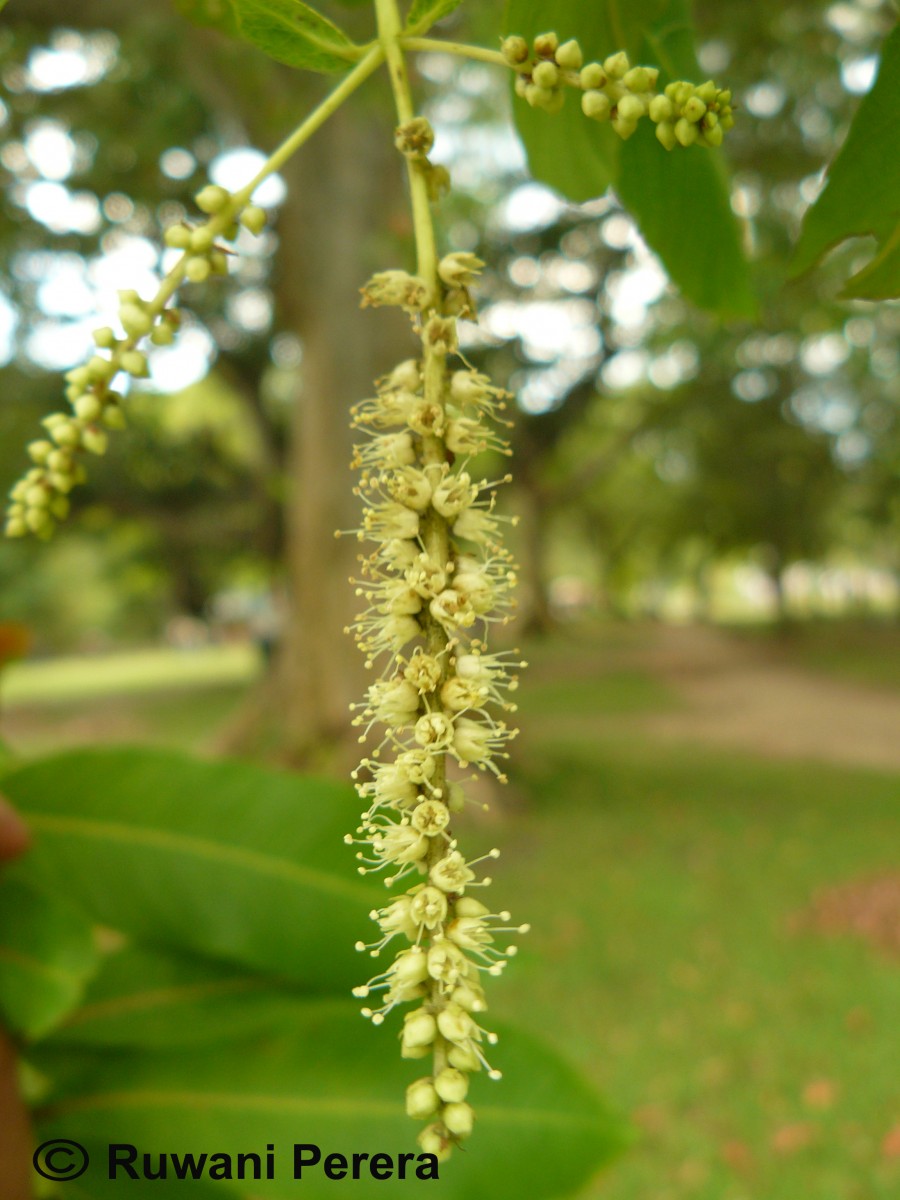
xmin=344 ymin=117 xmax=529 ymax=1161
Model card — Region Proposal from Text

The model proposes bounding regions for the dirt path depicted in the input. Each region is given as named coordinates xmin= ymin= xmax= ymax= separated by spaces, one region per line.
xmin=632 ymin=625 xmax=900 ymax=773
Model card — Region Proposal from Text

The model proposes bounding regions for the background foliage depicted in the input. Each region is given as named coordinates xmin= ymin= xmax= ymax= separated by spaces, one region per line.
xmin=1 ymin=0 xmax=899 ymax=1196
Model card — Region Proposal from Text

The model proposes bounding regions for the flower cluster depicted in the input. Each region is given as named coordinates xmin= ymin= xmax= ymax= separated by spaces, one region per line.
xmin=502 ymin=31 xmax=734 ymax=147
xmin=4 ymin=187 xmax=267 ymax=540
xmin=344 ymin=222 xmax=528 ymax=1158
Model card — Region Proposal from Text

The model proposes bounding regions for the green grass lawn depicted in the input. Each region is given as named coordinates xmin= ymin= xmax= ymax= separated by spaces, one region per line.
xmin=789 ymin=621 xmax=900 ymax=692
xmin=488 ymin=733 xmax=900 ymax=1200
xmin=2 ymin=631 xmax=899 ymax=1198
xmin=732 ymin=619 xmax=900 ymax=692
xmin=1 ymin=642 xmax=261 ymax=705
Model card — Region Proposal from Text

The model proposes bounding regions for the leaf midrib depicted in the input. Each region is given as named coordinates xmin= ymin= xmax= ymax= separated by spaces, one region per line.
xmin=0 ymin=943 xmax=83 ymax=986
xmin=43 ymin=1089 xmax=604 ymax=1128
xmin=62 ymin=976 xmax=268 ymax=1029
xmin=29 ymin=813 xmax=370 ymax=904
xmin=234 ymin=0 xmax=361 ymax=62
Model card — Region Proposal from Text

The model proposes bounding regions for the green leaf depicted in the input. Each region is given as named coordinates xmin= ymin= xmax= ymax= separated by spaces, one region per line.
xmin=0 ymin=737 xmax=19 ymax=779
xmin=792 ymin=24 xmax=900 ymax=299
xmin=171 ymin=0 xmax=241 ymax=37
xmin=841 ymin=222 xmax=900 ymax=300
xmin=33 ymin=1000 xmax=627 ymax=1199
xmin=506 ymin=0 xmax=688 ymax=76
xmin=173 ymin=0 xmax=363 ymax=73
xmin=236 ymin=0 xmax=363 ymax=72
xmin=0 ymin=877 xmax=100 ymax=1040
xmin=506 ymin=0 xmax=621 ymax=200
xmin=3 ymin=748 xmax=379 ymax=993
xmin=511 ymin=90 xmax=619 ymax=204
xmin=66 ymin=1170 xmax=225 ymax=1200
xmin=405 ymin=0 xmax=464 ymax=37
xmin=617 ymin=121 xmax=755 ymax=319
xmin=50 ymin=944 xmax=311 ymax=1050
xmin=620 ymin=1 xmax=754 ymax=317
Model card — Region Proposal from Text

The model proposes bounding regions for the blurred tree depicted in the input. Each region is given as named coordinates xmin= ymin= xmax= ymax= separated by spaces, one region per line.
xmin=0 ymin=1 xmax=418 ymax=757
xmin=460 ymin=0 xmax=899 ymax=624
xmin=2 ymin=0 xmax=898 ymax=754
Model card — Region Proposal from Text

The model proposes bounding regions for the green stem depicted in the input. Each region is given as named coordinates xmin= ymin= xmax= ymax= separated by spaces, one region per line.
xmin=234 ymin=44 xmax=386 ymax=207
xmin=120 ymin=48 xmax=387 ymax=373
xmin=374 ymin=0 xmax=438 ymax=294
xmin=399 ymin=36 xmax=508 ymax=70
xmin=374 ymin=0 xmax=453 ymax=1086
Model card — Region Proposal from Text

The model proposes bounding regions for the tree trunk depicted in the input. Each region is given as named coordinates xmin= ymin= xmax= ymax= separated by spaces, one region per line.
xmin=515 ymin=483 xmax=554 ymax=637
xmin=0 ymin=1030 xmax=32 ymax=1200
xmin=253 ymin=102 xmax=411 ymax=765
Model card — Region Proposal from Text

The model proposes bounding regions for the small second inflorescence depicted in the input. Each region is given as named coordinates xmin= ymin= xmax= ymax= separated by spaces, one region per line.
xmin=4 ymin=187 xmax=266 ymax=540
xmin=502 ymin=32 xmax=734 ymax=148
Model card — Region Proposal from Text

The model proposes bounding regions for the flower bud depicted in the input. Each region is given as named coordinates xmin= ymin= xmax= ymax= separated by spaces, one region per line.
xmin=438 ymin=252 xmax=484 ymax=289
xmin=119 ymin=304 xmax=153 ymax=338
xmin=195 ymin=184 xmax=230 ymax=214
xmin=675 ymin=117 xmax=698 ymax=147
xmin=617 ymin=95 xmax=645 ymax=123
xmin=240 ymin=205 xmax=268 ymax=235
xmin=190 ymin=227 xmax=215 ymax=254
xmin=87 ymin=356 xmax=116 ymax=383
xmin=406 ymin=1078 xmax=439 ymax=1121
xmin=74 ymin=395 xmax=103 ymax=423
xmin=151 ymin=324 xmax=175 ymax=346
xmin=604 ymin=51 xmax=630 ymax=80
xmin=697 ymin=80 xmax=719 ymax=104
xmin=532 ymin=60 xmax=559 ymax=89
xmin=501 ymin=35 xmax=529 ymax=65
xmin=103 ymin=403 xmax=128 ymax=431
xmin=683 ymin=95 xmax=707 ymax=123
xmin=582 ymin=91 xmax=611 ymax=121
xmin=25 ymin=508 xmax=52 ymax=535
xmin=185 ymin=257 xmax=211 ymax=283
xmin=443 ymin=1101 xmax=474 ymax=1137
xmin=164 ymin=225 xmax=192 ymax=250
xmin=437 ymin=1002 xmax=475 ymax=1045
xmin=25 ymin=485 xmax=49 ymax=509
xmin=50 ymin=420 xmax=80 ymax=447
xmin=623 ymin=65 xmax=657 ymax=93
xmin=447 ymin=1042 xmax=481 ymax=1072
xmin=555 ymin=39 xmax=583 ymax=70
xmin=361 ymin=270 xmax=429 ymax=311
xmin=81 ymin=425 xmax=109 ymax=456
xmin=417 ymin=1124 xmax=452 ymax=1162
xmin=394 ymin=117 xmax=434 ymax=159
xmin=27 ymin=440 xmax=53 ymax=464
xmin=121 ymin=350 xmax=148 ymax=378
xmin=533 ymin=32 xmax=558 ymax=59
xmin=580 ymin=63 xmax=605 ymax=89
xmin=93 ymin=326 xmax=117 ymax=349
xmin=434 ymin=1067 xmax=469 ymax=1104
xmin=648 ymin=94 xmax=674 ymax=123
xmin=655 ymin=121 xmax=677 ymax=150
xmin=402 ymin=1008 xmax=437 ymax=1050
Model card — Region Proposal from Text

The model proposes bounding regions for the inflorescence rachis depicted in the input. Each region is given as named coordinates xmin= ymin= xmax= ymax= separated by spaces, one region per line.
xmin=341 ymin=121 xmax=531 ymax=1153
